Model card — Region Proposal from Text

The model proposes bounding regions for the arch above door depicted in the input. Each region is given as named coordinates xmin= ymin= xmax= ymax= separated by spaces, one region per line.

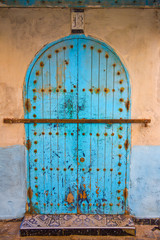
xmin=24 ymin=35 xmax=131 ymax=215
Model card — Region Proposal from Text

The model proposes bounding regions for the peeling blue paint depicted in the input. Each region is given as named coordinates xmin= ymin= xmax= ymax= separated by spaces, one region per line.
xmin=0 ymin=0 xmax=159 ymax=8
xmin=129 ymin=146 xmax=160 ymax=218
xmin=0 ymin=145 xmax=26 ymax=220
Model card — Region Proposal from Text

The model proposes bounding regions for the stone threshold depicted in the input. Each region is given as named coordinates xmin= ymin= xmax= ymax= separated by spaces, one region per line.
xmin=20 ymin=214 xmax=136 ymax=236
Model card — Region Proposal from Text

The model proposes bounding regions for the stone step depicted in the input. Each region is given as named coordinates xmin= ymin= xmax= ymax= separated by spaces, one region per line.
xmin=20 ymin=214 xmax=136 ymax=236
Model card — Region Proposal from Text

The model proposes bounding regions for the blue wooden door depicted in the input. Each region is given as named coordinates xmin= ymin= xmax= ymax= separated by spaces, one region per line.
xmin=24 ymin=35 xmax=131 ymax=215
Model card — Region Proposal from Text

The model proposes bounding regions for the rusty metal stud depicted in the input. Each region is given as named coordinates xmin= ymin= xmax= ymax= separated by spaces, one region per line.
xmin=118 ymin=172 xmax=121 ymax=175
xmin=119 ymin=98 xmax=124 ymax=102
xmin=55 ymin=49 xmax=59 ymax=53
xmin=71 ymin=168 xmax=74 ymax=171
xmin=105 ymin=53 xmax=109 ymax=58
xmin=64 ymin=168 xmax=67 ymax=171
xmin=119 ymin=127 xmax=123 ymax=130
xmin=82 ymin=168 xmax=85 ymax=171
xmin=35 ymin=202 xmax=38 ymax=205
xmin=34 ymin=159 xmax=37 ymax=162
xmin=36 ymin=71 xmax=39 ymax=76
xmin=44 ymin=203 xmax=46 ymax=206
xmin=104 ymin=88 xmax=109 ymax=93
xmin=56 ymin=88 xmax=59 ymax=92
xmin=117 ymin=203 xmax=120 ymax=207
xmin=73 ymin=85 xmax=76 ymax=88
xmin=50 ymin=168 xmax=53 ymax=171
xmin=33 ymin=88 xmax=36 ymax=92
xmin=42 ymin=132 xmax=45 ymax=135
xmin=118 ymin=181 xmax=121 ymax=185
xmin=40 ymin=61 xmax=44 ymax=67
xmin=118 ymin=145 xmax=122 ymax=149
xmin=103 ymin=203 xmax=106 ymax=206
xmin=82 ymin=133 xmax=85 ymax=136
xmin=89 ymin=88 xmax=93 ymax=93
xmin=64 ymin=203 xmax=67 ymax=206
xmin=42 ymin=167 xmax=45 ymax=171
xmin=117 ymin=190 xmax=121 ymax=193
xmin=82 ymin=88 xmax=85 ymax=92
xmin=34 ymin=149 xmax=37 ymax=153
xmin=35 ymin=185 xmax=38 ymax=188
xmin=80 ymin=157 xmax=85 ymax=162
xmin=35 ymin=193 xmax=38 ymax=196
xmin=97 ymin=168 xmax=100 ymax=171
xmin=103 ymin=168 xmax=106 ymax=171
xmin=90 ymin=133 xmax=92 ymax=136
xmin=89 ymin=203 xmax=92 ymax=206
xmin=96 ymin=203 xmax=98 ymax=206
xmin=104 ymin=133 xmax=108 ymax=136
xmin=34 ymin=132 xmax=37 ymax=136
xmin=35 ymin=176 xmax=38 ymax=179
xmin=112 ymin=89 xmax=115 ymax=92
xmin=70 ymin=45 xmax=73 ymax=48
xmin=118 ymin=163 xmax=122 ymax=167
xmin=89 ymin=168 xmax=92 ymax=171
xmin=56 ymin=132 xmax=59 ymax=135
xmin=83 ymin=44 xmax=86 ymax=48
xmin=33 ymin=96 xmax=37 ymax=101
xmin=63 ymin=89 xmax=67 ymax=93
xmin=117 ymin=71 xmax=121 ymax=75
xmin=96 ymin=133 xmax=100 ymax=136
xmin=120 ymin=87 xmax=125 ymax=92
xmin=56 ymin=168 xmax=59 ymax=171
xmin=117 ymin=197 xmax=121 ymax=200
xmin=50 ymin=203 xmax=53 ymax=206
xmin=49 ymin=88 xmax=52 ymax=93
xmin=70 ymin=89 xmax=73 ymax=92
xmin=109 ymin=203 xmax=113 ymax=206
xmin=119 ymin=108 xmax=123 ymax=112
xmin=113 ymin=63 xmax=116 ymax=67
xmin=59 ymin=85 xmax=62 ymax=88
xmin=57 ymin=203 xmax=60 ymax=206
xmin=96 ymin=88 xmax=100 ymax=93
xmin=33 ymin=114 xmax=36 ymax=118
xmin=98 ymin=49 xmax=102 ymax=53
xmin=118 ymin=135 xmax=122 ymax=139
xmin=49 ymin=132 xmax=52 ymax=135
xmin=90 ymin=46 xmax=94 ymax=50
xmin=83 ymin=203 xmax=85 ymax=206
xmin=34 ymin=123 xmax=37 ymax=127
xmin=63 ymin=46 xmax=66 ymax=50
xmin=34 ymin=80 xmax=37 ymax=84
xmin=33 ymin=106 xmax=36 ymax=110
xmin=48 ymin=54 xmax=52 ymax=58
xmin=119 ymin=79 xmax=123 ymax=84
xmin=65 ymin=60 xmax=69 ymax=65
xmin=111 ymin=133 xmax=114 ymax=136
xmin=71 ymin=133 xmax=74 ymax=136
xmin=64 ymin=132 xmax=67 ymax=136
xmin=34 ymin=141 xmax=37 ymax=144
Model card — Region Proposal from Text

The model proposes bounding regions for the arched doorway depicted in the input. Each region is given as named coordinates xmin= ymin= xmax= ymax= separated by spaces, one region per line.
xmin=24 ymin=35 xmax=131 ymax=215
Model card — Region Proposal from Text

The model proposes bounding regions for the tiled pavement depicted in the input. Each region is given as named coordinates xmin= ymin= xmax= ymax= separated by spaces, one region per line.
xmin=0 ymin=221 xmax=160 ymax=240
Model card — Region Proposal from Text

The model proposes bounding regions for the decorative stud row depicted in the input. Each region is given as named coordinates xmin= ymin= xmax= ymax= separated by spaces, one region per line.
xmin=32 ymin=131 xmax=123 ymax=136
xmin=33 ymin=167 xmax=122 ymax=172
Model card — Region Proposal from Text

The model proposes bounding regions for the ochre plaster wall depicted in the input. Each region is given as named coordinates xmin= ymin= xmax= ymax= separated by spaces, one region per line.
xmin=0 ymin=8 xmax=160 ymax=219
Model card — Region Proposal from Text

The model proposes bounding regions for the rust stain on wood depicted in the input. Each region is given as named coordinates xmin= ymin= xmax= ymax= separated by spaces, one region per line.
xmin=125 ymin=99 xmax=130 ymax=111
xmin=27 ymin=187 xmax=33 ymax=200
xmin=124 ymin=139 xmax=129 ymax=150
xmin=123 ymin=187 xmax=128 ymax=201
xmin=25 ymin=99 xmax=31 ymax=113
xmin=26 ymin=139 xmax=31 ymax=150
xmin=67 ymin=192 xmax=74 ymax=204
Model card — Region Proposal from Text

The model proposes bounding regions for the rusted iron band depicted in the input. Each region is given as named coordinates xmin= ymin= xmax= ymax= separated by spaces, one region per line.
xmin=3 ymin=118 xmax=151 ymax=124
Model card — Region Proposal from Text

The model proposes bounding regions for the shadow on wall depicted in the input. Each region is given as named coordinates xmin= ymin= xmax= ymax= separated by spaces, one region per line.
xmin=0 ymin=145 xmax=26 ymax=220
xmin=129 ymin=146 xmax=160 ymax=218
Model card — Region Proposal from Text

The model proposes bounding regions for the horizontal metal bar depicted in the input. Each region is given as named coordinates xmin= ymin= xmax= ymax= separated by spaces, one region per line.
xmin=3 ymin=118 xmax=151 ymax=124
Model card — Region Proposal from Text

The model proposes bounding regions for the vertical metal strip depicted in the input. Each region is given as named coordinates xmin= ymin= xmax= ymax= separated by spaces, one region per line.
xmin=77 ymin=39 xmax=79 ymax=213
xmin=56 ymin=51 xmax=59 ymax=207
